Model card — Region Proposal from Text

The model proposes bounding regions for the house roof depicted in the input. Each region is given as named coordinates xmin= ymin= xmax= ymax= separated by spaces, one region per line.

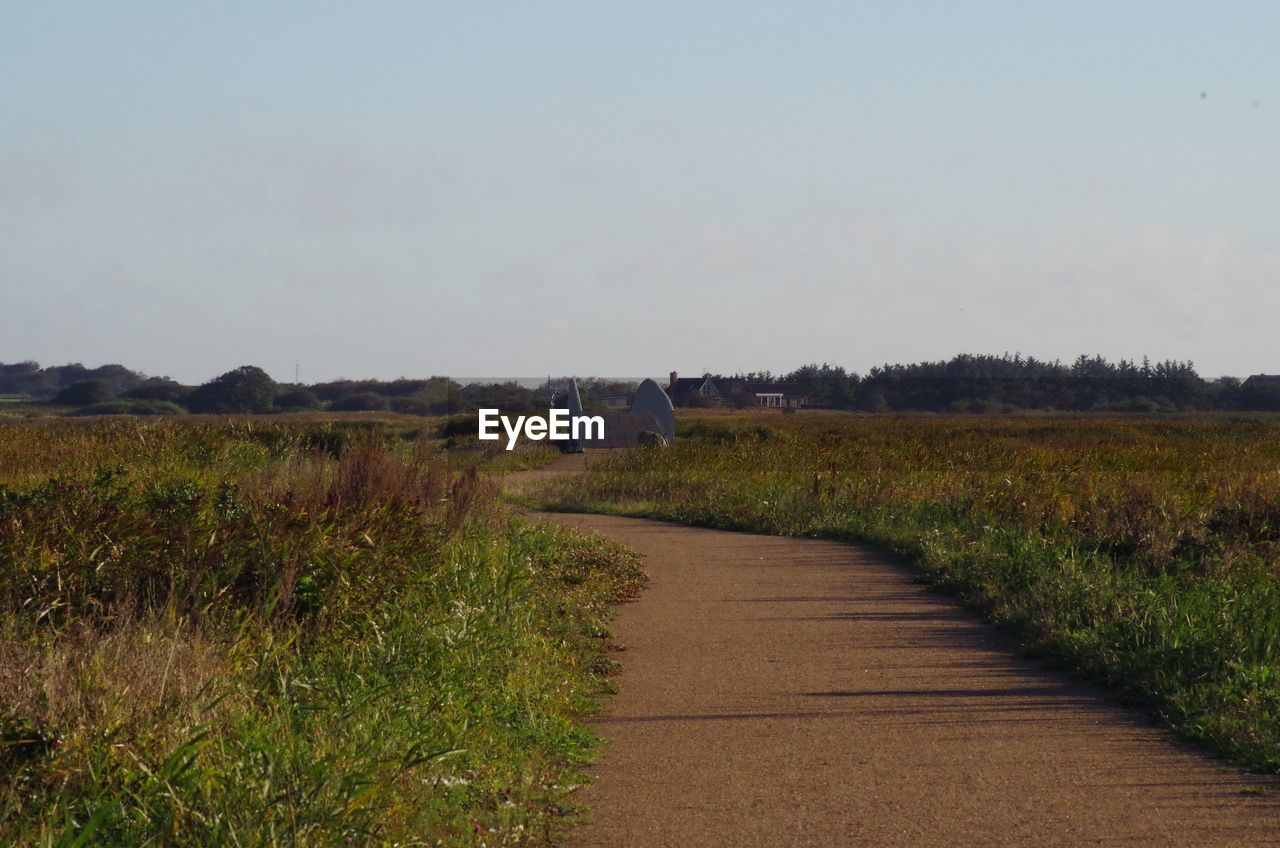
xmin=667 ymin=376 xmax=716 ymax=398
xmin=670 ymin=379 xmax=721 ymax=404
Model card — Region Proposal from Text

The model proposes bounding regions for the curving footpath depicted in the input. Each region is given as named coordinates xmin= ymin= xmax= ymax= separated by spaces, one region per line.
xmin=516 ymin=456 xmax=1280 ymax=846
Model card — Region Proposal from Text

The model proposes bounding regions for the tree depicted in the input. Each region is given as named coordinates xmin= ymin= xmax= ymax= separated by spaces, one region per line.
xmin=783 ymin=363 xmax=859 ymax=409
xmin=187 ymin=366 xmax=277 ymax=414
xmin=1206 ymin=376 xmax=1242 ymax=409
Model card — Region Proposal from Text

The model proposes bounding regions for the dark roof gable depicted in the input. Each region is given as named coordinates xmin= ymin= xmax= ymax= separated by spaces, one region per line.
xmin=669 ymin=377 xmax=712 ymax=394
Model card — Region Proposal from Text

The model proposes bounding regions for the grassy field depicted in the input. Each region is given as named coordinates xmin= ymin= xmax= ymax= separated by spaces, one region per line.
xmin=537 ymin=412 xmax=1280 ymax=773
xmin=0 ymin=418 xmax=641 ymax=845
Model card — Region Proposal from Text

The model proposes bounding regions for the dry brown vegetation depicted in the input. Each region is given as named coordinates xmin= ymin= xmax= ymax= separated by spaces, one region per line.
xmin=1 ymin=418 xmax=640 ymax=845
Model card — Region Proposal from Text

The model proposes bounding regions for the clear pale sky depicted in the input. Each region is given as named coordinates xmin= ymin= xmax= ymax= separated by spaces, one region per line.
xmin=2 ymin=2 xmax=1277 ymax=383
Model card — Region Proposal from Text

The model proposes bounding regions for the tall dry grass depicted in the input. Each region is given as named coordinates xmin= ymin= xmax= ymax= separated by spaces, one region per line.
xmin=1 ymin=418 xmax=641 ymax=845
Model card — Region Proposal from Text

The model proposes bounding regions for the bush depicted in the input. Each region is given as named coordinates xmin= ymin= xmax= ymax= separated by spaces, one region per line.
xmin=52 ymin=380 xmax=114 ymax=406
xmin=329 ymin=392 xmax=390 ymax=412
xmin=124 ymin=379 xmax=193 ymax=404
xmin=274 ymin=387 xmax=322 ymax=411
xmin=438 ymin=414 xmax=477 ymax=438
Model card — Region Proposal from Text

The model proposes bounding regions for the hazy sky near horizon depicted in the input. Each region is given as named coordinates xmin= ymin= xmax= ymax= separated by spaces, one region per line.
xmin=2 ymin=2 xmax=1278 ymax=384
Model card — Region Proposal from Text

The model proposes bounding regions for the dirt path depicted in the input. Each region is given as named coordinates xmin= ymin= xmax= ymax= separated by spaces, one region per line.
xmin=516 ymin=457 xmax=1280 ymax=846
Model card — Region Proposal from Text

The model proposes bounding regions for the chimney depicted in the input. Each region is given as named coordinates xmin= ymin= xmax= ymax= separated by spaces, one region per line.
xmin=669 ymin=371 xmax=678 ymax=388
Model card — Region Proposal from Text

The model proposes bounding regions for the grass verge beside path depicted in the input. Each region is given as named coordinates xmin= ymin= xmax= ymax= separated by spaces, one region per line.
xmin=1 ymin=419 xmax=642 ymax=845
xmin=534 ymin=414 xmax=1280 ymax=775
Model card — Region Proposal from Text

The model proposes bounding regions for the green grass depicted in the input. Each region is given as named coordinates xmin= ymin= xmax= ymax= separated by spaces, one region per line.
xmin=69 ymin=399 xmax=186 ymax=416
xmin=535 ymin=413 xmax=1280 ymax=773
xmin=1 ymin=419 xmax=642 ymax=845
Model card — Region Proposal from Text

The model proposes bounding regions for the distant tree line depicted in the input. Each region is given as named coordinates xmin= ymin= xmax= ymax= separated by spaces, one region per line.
xmin=1 ymin=361 xmax=566 ymax=417
xmin=5 ymin=354 xmax=1280 ymax=416
xmin=723 ymin=354 xmax=1280 ymax=412
xmin=0 ymin=361 xmax=149 ymax=399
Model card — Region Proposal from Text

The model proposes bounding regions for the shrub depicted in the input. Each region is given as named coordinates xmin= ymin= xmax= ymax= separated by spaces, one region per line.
xmin=125 ymin=379 xmax=193 ymax=404
xmin=52 ymin=380 xmax=114 ymax=406
xmin=274 ymin=387 xmax=322 ymax=411
xmin=329 ymin=392 xmax=390 ymax=412
xmin=438 ymin=414 xmax=476 ymax=438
